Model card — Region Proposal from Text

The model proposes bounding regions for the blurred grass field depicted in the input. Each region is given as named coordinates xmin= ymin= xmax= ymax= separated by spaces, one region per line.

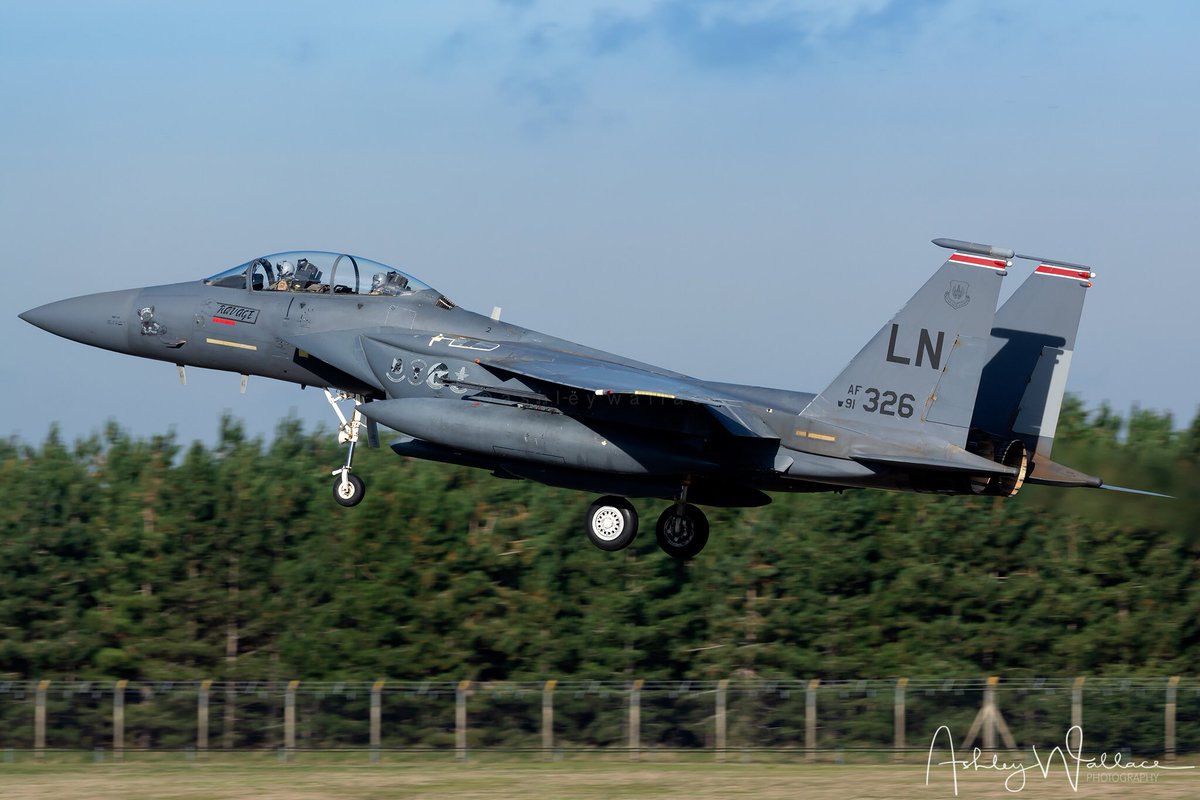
xmin=1 ymin=754 xmax=1198 ymax=800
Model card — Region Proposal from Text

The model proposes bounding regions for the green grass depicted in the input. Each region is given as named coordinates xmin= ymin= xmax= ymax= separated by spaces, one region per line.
xmin=1 ymin=753 xmax=1199 ymax=799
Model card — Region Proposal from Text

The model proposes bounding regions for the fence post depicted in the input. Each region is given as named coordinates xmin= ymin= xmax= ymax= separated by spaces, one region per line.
xmin=1070 ymin=677 xmax=1084 ymax=752
xmin=34 ymin=680 xmax=48 ymax=760
xmin=629 ymin=679 xmax=643 ymax=760
xmin=456 ymin=680 xmax=470 ymax=761
xmin=113 ymin=679 xmax=127 ymax=760
xmin=984 ymin=676 xmax=997 ymax=752
xmin=224 ymin=679 xmax=236 ymax=750
xmin=542 ymin=679 xmax=556 ymax=759
xmin=1166 ymin=676 xmax=1179 ymax=762
xmin=370 ymin=679 xmax=384 ymax=764
xmin=806 ymin=679 xmax=819 ymax=763
xmin=198 ymin=679 xmax=211 ymax=758
xmin=894 ymin=677 xmax=908 ymax=762
xmin=961 ymin=676 xmax=1016 ymax=755
xmin=715 ymin=679 xmax=729 ymax=763
xmin=284 ymin=680 xmax=298 ymax=760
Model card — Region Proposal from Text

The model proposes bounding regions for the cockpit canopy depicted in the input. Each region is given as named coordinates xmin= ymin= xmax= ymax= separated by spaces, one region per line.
xmin=204 ymin=251 xmax=445 ymax=301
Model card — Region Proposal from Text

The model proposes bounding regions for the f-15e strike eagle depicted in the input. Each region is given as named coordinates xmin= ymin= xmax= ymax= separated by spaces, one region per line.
xmin=20 ymin=238 xmax=1154 ymax=559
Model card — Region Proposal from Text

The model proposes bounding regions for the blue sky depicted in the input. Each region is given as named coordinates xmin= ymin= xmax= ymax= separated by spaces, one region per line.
xmin=2 ymin=0 xmax=1197 ymax=447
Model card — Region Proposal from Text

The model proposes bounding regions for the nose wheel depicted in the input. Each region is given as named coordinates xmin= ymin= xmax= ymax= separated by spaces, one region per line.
xmin=333 ymin=472 xmax=365 ymax=507
xmin=325 ymin=388 xmax=376 ymax=508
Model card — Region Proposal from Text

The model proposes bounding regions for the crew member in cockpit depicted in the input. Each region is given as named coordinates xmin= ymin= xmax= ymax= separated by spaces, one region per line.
xmin=368 ymin=271 xmax=409 ymax=296
xmin=274 ymin=260 xmax=295 ymax=291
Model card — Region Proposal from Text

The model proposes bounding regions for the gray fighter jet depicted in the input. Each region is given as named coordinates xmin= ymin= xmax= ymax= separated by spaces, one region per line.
xmin=19 ymin=239 xmax=1153 ymax=559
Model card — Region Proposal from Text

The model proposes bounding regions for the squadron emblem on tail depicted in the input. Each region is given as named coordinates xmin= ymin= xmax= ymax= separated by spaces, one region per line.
xmin=944 ymin=280 xmax=971 ymax=309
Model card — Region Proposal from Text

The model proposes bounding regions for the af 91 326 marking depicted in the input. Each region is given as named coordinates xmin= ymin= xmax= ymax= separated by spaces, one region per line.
xmin=842 ymin=385 xmax=916 ymax=418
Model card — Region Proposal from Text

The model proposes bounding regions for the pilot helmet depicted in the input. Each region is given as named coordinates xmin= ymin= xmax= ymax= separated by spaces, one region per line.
xmin=370 ymin=272 xmax=386 ymax=291
xmin=277 ymin=260 xmax=295 ymax=278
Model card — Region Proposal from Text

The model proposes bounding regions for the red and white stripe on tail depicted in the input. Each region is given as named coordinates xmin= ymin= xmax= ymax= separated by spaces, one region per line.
xmin=1035 ymin=264 xmax=1095 ymax=285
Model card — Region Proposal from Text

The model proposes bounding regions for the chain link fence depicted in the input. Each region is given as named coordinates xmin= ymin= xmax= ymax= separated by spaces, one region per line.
xmin=0 ymin=678 xmax=1196 ymax=760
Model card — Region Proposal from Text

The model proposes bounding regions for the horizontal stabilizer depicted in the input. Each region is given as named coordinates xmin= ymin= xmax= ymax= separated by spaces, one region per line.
xmin=1025 ymin=457 xmax=1170 ymax=496
xmin=852 ymin=448 xmax=1016 ymax=476
xmin=1025 ymin=456 xmax=1102 ymax=488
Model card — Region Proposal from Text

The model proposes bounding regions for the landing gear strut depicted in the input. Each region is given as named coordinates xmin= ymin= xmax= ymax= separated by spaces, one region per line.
xmin=655 ymin=486 xmax=710 ymax=559
xmin=325 ymin=388 xmax=375 ymax=508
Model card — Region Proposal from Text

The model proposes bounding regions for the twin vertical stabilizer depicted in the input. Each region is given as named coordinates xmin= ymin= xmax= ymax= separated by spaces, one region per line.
xmin=803 ymin=245 xmax=1008 ymax=449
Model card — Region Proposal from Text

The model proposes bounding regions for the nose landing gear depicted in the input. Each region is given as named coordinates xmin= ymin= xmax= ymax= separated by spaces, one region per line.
xmin=333 ymin=472 xmax=365 ymax=507
xmin=325 ymin=388 xmax=377 ymax=508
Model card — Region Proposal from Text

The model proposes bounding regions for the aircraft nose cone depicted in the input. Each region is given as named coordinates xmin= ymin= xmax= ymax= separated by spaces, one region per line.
xmin=19 ymin=289 xmax=141 ymax=353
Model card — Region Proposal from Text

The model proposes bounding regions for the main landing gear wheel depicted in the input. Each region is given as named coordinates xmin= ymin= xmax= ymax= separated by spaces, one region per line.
xmin=585 ymin=496 xmax=639 ymax=551
xmin=656 ymin=504 xmax=709 ymax=560
xmin=333 ymin=472 xmax=365 ymax=507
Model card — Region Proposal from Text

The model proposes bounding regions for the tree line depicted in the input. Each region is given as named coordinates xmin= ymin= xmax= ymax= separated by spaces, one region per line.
xmin=1 ymin=396 xmax=1197 ymax=685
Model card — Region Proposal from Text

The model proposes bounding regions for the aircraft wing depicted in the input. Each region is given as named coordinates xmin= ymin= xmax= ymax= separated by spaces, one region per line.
xmin=478 ymin=342 xmax=779 ymax=438
xmin=286 ymin=330 xmax=780 ymax=439
xmin=479 ymin=342 xmax=723 ymax=404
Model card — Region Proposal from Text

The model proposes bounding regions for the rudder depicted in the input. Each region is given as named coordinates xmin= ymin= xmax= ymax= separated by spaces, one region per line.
xmin=972 ymin=262 xmax=1095 ymax=459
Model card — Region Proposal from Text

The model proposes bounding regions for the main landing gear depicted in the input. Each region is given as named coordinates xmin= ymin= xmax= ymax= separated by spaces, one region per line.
xmin=655 ymin=503 xmax=710 ymax=560
xmin=584 ymin=489 xmax=711 ymax=559
xmin=585 ymin=496 xmax=639 ymax=551
xmin=325 ymin=388 xmax=377 ymax=507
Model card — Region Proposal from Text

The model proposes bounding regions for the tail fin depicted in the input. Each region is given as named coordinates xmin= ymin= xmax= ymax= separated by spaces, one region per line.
xmin=803 ymin=240 xmax=1007 ymax=448
xmin=971 ymin=263 xmax=1094 ymax=458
